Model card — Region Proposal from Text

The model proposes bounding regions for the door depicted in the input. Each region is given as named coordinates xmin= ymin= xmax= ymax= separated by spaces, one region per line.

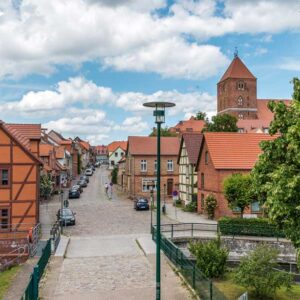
xmin=167 ymin=179 xmax=173 ymax=196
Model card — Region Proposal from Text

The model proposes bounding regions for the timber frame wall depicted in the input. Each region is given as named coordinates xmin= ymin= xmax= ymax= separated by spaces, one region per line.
xmin=0 ymin=125 xmax=41 ymax=236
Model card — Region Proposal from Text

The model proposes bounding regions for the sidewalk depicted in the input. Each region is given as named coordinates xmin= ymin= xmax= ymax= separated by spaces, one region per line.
xmin=164 ymin=203 xmax=217 ymax=224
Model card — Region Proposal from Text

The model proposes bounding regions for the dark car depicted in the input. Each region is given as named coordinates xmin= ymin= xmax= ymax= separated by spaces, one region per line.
xmin=92 ymin=165 xmax=96 ymax=171
xmin=72 ymin=184 xmax=83 ymax=193
xmin=80 ymin=175 xmax=89 ymax=183
xmin=69 ymin=188 xmax=80 ymax=199
xmin=57 ymin=208 xmax=76 ymax=226
xmin=77 ymin=180 xmax=87 ymax=188
xmin=134 ymin=198 xmax=149 ymax=210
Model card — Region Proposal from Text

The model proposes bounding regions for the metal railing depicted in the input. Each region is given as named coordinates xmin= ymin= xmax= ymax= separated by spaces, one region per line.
xmin=0 ymin=244 xmax=29 ymax=271
xmin=20 ymin=239 xmax=52 ymax=300
xmin=50 ymin=221 xmax=61 ymax=252
xmin=152 ymin=225 xmax=227 ymax=300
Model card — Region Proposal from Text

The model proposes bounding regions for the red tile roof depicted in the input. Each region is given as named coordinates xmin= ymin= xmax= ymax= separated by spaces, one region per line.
xmin=55 ymin=146 xmax=65 ymax=159
xmin=40 ymin=144 xmax=54 ymax=156
xmin=170 ymin=117 xmax=205 ymax=134
xmin=128 ymin=136 xmax=179 ymax=155
xmin=60 ymin=139 xmax=73 ymax=145
xmin=107 ymin=141 xmax=128 ymax=152
xmin=179 ymin=133 xmax=203 ymax=164
xmin=201 ymin=132 xmax=276 ymax=170
xmin=219 ymin=56 xmax=256 ymax=82
xmin=79 ymin=141 xmax=90 ymax=151
xmin=4 ymin=123 xmax=41 ymax=150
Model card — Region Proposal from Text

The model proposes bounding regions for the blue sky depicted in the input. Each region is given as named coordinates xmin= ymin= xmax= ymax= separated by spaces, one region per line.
xmin=0 ymin=0 xmax=299 ymax=145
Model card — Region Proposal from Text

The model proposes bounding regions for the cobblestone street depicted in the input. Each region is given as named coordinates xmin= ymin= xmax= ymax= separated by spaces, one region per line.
xmin=39 ymin=166 xmax=191 ymax=300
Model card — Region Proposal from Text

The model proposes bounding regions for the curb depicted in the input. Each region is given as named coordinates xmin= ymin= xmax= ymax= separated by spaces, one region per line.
xmin=54 ymin=235 xmax=70 ymax=257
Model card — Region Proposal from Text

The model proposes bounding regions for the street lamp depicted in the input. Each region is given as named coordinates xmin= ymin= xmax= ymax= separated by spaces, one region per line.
xmin=143 ymin=101 xmax=175 ymax=300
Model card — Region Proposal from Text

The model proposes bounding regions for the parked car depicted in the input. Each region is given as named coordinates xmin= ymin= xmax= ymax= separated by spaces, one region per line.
xmin=77 ymin=180 xmax=87 ymax=188
xmin=80 ymin=175 xmax=89 ymax=183
xmin=72 ymin=184 xmax=83 ymax=193
xmin=69 ymin=187 xmax=80 ymax=199
xmin=134 ymin=198 xmax=149 ymax=210
xmin=85 ymin=168 xmax=93 ymax=176
xmin=57 ymin=208 xmax=76 ymax=226
xmin=95 ymin=161 xmax=100 ymax=167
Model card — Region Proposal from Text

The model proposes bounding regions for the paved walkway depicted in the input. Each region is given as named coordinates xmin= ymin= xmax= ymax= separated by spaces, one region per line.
xmin=39 ymin=166 xmax=192 ymax=300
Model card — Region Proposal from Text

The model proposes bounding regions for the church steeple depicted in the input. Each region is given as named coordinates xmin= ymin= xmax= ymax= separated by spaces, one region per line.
xmin=217 ymin=55 xmax=257 ymax=120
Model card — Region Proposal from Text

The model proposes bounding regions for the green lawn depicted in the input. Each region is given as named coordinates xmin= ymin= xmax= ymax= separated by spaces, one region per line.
xmin=0 ymin=266 xmax=21 ymax=299
xmin=214 ymin=272 xmax=300 ymax=300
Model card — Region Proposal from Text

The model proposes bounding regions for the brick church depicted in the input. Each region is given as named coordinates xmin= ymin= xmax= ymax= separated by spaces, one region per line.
xmin=217 ymin=53 xmax=291 ymax=133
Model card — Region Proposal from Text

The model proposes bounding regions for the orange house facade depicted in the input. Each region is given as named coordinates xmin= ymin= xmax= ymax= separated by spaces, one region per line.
xmin=0 ymin=121 xmax=41 ymax=253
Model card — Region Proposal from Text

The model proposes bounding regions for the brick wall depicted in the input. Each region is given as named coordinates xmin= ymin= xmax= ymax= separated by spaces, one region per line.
xmin=197 ymin=141 xmax=252 ymax=219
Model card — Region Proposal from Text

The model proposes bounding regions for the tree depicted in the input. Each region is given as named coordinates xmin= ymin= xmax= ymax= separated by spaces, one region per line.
xmin=223 ymin=173 xmax=254 ymax=218
xmin=202 ymin=114 xmax=238 ymax=132
xmin=195 ymin=111 xmax=207 ymax=121
xmin=189 ymin=236 xmax=228 ymax=278
xmin=251 ymin=78 xmax=300 ymax=253
xmin=205 ymin=194 xmax=217 ymax=219
xmin=149 ymin=126 xmax=177 ymax=137
xmin=40 ymin=174 xmax=53 ymax=199
xmin=111 ymin=166 xmax=118 ymax=184
xmin=234 ymin=244 xmax=292 ymax=299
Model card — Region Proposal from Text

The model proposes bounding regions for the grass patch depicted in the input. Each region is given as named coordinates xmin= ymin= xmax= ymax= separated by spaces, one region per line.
xmin=214 ymin=272 xmax=300 ymax=300
xmin=0 ymin=265 xmax=21 ymax=299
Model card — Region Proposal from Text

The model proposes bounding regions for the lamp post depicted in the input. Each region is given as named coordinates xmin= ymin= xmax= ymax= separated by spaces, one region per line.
xmin=143 ymin=101 xmax=175 ymax=300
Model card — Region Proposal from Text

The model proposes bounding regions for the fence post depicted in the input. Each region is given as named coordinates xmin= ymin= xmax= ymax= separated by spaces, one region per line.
xmin=33 ymin=265 xmax=39 ymax=300
xmin=210 ymin=281 xmax=213 ymax=300
xmin=171 ymin=224 xmax=174 ymax=239
xmin=192 ymin=265 xmax=196 ymax=289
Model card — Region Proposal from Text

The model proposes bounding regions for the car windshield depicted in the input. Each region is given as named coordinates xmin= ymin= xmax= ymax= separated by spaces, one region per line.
xmin=62 ymin=209 xmax=73 ymax=217
xmin=138 ymin=199 xmax=148 ymax=203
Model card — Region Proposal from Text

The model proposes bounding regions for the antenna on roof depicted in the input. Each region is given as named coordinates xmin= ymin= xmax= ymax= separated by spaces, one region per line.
xmin=234 ymin=47 xmax=238 ymax=58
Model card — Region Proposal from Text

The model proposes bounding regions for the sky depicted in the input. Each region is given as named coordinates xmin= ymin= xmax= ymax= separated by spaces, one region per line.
xmin=0 ymin=0 xmax=299 ymax=145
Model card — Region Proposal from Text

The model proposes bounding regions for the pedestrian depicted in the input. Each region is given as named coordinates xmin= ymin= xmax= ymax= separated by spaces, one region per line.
xmin=104 ymin=182 xmax=109 ymax=196
xmin=109 ymin=181 xmax=113 ymax=199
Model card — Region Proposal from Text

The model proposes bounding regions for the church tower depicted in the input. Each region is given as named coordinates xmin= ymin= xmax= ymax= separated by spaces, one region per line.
xmin=217 ymin=52 xmax=257 ymax=120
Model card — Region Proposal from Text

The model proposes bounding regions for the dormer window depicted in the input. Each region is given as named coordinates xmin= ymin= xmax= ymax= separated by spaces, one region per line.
xmin=237 ymin=96 xmax=243 ymax=106
xmin=237 ymin=81 xmax=245 ymax=91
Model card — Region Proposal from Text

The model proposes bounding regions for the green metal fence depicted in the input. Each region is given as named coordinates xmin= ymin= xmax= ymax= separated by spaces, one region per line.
xmin=20 ymin=239 xmax=52 ymax=300
xmin=152 ymin=226 xmax=227 ymax=300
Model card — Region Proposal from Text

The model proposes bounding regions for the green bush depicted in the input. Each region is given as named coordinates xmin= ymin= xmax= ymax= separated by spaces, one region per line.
xmin=234 ymin=244 xmax=293 ymax=299
xmin=218 ymin=217 xmax=285 ymax=238
xmin=205 ymin=194 xmax=217 ymax=219
xmin=183 ymin=200 xmax=197 ymax=212
xmin=111 ymin=166 xmax=118 ymax=184
xmin=189 ymin=237 xmax=228 ymax=278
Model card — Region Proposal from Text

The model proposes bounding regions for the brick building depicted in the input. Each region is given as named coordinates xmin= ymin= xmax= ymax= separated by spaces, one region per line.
xmin=169 ymin=116 xmax=205 ymax=135
xmin=125 ymin=136 xmax=179 ymax=199
xmin=195 ymin=132 xmax=275 ymax=219
xmin=217 ymin=53 xmax=291 ymax=132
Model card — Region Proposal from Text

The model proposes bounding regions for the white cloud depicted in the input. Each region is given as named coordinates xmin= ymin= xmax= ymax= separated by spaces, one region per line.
xmin=114 ymin=116 xmax=149 ymax=132
xmin=0 ymin=0 xmax=299 ymax=79
xmin=279 ymin=58 xmax=300 ymax=71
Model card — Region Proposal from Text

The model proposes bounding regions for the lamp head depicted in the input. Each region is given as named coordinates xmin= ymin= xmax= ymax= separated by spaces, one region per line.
xmin=143 ymin=101 xmax=175 ymax=124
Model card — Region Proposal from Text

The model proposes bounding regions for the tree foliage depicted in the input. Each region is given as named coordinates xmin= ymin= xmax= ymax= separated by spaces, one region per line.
xmin=111 ymin=166 xmax=118 ymax=184
xmin=195 ymin=111 xmax=207 ymax=121
xmin=40 ymin=174 xmax=53 ymax=199
xmin=189 ymin=237 xmax=228 ymax=278
xmin=251 ymin=78 xmax=300 ymax=251
xmin=234 ymin=244 xmax=292 ymax=299
xmin=223 ymin=173 xmax=254 ymax=217
xmin=205 ymin=194 xmax=217 ymax=219
xmin=202 ymin=114 xmax=238 ymax=132
xmin=149 ymin=126 xmax=177 ymax=137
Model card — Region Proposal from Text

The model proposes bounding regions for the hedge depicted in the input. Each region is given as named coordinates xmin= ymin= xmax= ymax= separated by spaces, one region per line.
xmin=218 ymin=217 xmax=285 ymax=238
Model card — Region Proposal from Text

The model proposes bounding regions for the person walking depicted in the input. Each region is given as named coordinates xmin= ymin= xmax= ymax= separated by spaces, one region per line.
xmin=104 ymin=182 xmax=109 ymax=196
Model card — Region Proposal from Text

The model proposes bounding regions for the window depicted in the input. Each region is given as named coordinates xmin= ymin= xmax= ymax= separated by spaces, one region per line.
xmin=154 ymin=160 xmax=157 ymax=172
xmin=237 ymin=81 xmax=245 ymax=91
xmin=251 ymin=201 xmax=261 ymax=213
xmin=114 ymin=152 xmax=118 ymax=157
xmin=205 ymin=151 xmax=209 ymax=165
xmin=167 ymin=160 xmax=173 ymax=172
xmin=201 ymin=194 xmax=205 ymax=209
xmin=141 ymin=160 xmax=147 ymax=172
xmin=121 ymin=152 xmax=124 ymax=157
xmin=238 ymin=113 xmax=244 ymax=120
xmin=232 ymin=207 xmax=241 ymax=213
xmin=0 ymin=208 xmax=9 ymax=230
xmin=142 ymin=178 xmax=157 ymax=192
xmin=0 ymin=169 xmax=9 ymax=187
xmin=201 ymin=173 xmax=204 ymax=189
xmin=237 ymin=96 xmax=243 ymax=106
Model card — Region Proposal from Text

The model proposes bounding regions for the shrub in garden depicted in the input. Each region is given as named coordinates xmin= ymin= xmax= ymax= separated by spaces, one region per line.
xmin=234 ymin=244 xmax=293 ymax=299
xmin=189 ymin=237 xmax=228 ymax=278
xmin=205 ymin=194 xmax=217 ymax=219
xmin=111 ymin=166 xmax=118 ymax=184
xmin=183 ymin=200 xmax=197 ymax=212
